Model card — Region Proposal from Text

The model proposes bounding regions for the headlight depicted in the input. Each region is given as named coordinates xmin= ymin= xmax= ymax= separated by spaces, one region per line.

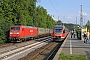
xmin=10 ymin=32 xmax=12 ymax=34
xmin=16 ymin=33 xmax=19 ymax=34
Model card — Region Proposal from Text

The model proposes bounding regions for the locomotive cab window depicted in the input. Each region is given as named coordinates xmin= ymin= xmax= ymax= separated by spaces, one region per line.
xmin=16 ymin=27 xmax=20 ymax=31
xmin=11 ymin=27 xmax=20 ymax=31
xmin=54 ymin=28 xmax=62 ymax=34
xmin=11 ymin=27 xmax=15 ymax=30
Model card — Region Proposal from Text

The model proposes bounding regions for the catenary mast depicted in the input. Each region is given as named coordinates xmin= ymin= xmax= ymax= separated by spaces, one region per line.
xmin=80 ymin=5 xmax=83 ymax=28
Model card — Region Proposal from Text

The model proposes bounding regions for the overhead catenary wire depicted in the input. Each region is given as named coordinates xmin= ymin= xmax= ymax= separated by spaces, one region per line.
xmin=54 ymin=1 xmax=61 ymax=15
xmin=49 ymin=0 xmax=59 ymax=17
xmin=54 ymin=1 xmax=63 ymax=20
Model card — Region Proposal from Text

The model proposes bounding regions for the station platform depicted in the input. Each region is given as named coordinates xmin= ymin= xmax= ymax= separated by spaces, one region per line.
xmin=53 ymin=33 xmax=90 ymax=60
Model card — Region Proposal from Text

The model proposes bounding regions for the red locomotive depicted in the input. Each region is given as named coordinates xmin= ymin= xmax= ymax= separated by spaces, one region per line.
xmin=9 ymin=25 xmax=52 ymax=42
xmin=52 ymin=24 xmax=69 ymax=41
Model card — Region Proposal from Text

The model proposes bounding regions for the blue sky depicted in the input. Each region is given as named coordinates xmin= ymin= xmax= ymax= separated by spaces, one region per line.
xmin=36 ymin=0 xmax=90 ymax=25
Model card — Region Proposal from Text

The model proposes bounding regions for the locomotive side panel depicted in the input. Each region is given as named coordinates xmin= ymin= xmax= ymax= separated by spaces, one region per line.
xmin=9 ymin=26 xmax=38 ymax=42
xmin=19 ymin=26 xmax=38 ymax=41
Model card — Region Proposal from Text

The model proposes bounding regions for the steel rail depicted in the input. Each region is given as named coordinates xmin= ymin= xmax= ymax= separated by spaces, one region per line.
xmin=0 ymin=37 xmax=52 ymax=60
xmin=29 ymin=42 xmax=54 ymax=60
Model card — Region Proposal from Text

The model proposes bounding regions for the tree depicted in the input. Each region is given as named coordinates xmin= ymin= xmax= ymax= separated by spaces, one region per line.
xmin=57 ymin=20 xmax=62 ymax=25
xmin=0 ymin=0 xmax=37 ymax=43
xmin=36 ymin=6 xmax=56 ymax=28
xmin=86 ymin=20 xmax=90 ymax=30
xmin=0 ymin=0 xmax=56 ymax=44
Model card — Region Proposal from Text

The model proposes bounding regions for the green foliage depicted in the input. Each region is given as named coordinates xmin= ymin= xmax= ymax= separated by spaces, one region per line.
xmin=0 ymin=39 xmax=5 ymax=44
xmin=64 ymin=23 xmax=75 ymax=30
xmin=86 ymin=20 xmax=90 ymax=30
xmin=57 ymin=20 xmax=62 ymax=25
xmin=0 ymin=0 xmax=56 ymax=44
xmin=36 ymin=6 xmax=56 ymax=28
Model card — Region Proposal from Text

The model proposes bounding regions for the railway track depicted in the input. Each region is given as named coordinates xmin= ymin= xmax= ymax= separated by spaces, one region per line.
xmin=0 ymin=36 xmax=51 ymax=48
xmin=0 ymin=34 xmax=67 ymax=60
xmin=29 ymin=42 xmax=56 ymax=60
xmin=0 ymin=36 xmax=53 ymax=60
xmin=18 ymin=42 xmax=59 ymax=60
xmin=18 ymin=41 xmax=63 ymax=60
xmin=0 ymin=36 xmax=51 ymax=53
xmin=18 ymin=34 xmax=68 ymax=60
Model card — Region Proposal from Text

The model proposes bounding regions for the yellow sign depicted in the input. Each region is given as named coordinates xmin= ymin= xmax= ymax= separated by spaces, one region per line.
xmin=82 ymin=27 xmax=87 ymax=32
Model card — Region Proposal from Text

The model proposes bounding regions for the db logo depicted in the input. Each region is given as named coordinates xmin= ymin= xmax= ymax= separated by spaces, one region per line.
xmin=30 ymin=30 xmax=33 ymax=32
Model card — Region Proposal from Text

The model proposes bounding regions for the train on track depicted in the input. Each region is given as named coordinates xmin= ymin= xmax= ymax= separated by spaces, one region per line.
xmin=52 ymin=24 xmax=69 ymax=41
xmin=9 ymin=25 xmax=52 ymax=42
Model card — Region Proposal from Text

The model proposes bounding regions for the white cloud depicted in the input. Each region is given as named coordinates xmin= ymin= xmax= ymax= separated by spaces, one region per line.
xmin=79 ymin=12 xmax=89 ymax=16
xmin=82 ymin=12 xmax=88 ymax=16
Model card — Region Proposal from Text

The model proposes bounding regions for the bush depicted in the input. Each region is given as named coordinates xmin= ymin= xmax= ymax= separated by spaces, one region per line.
xmin=0 ymin=39 xmax=5 ymax=44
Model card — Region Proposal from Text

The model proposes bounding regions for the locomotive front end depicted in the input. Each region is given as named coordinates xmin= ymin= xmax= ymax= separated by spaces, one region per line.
xmin=9 ymin=26 xmax=21 ymax=42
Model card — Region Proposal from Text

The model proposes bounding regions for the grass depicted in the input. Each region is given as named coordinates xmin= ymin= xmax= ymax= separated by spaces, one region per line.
xmin=58 ymin=53 xmax=88 ymax=60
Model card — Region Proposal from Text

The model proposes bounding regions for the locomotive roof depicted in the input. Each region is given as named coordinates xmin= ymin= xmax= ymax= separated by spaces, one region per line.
xmin=11 ymin=26 xmax=37 ymax=28
xmin=54 ymin=25 xmax=64 ymax=27
xmin=24 ymin=26 xmax=33 ymax=28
